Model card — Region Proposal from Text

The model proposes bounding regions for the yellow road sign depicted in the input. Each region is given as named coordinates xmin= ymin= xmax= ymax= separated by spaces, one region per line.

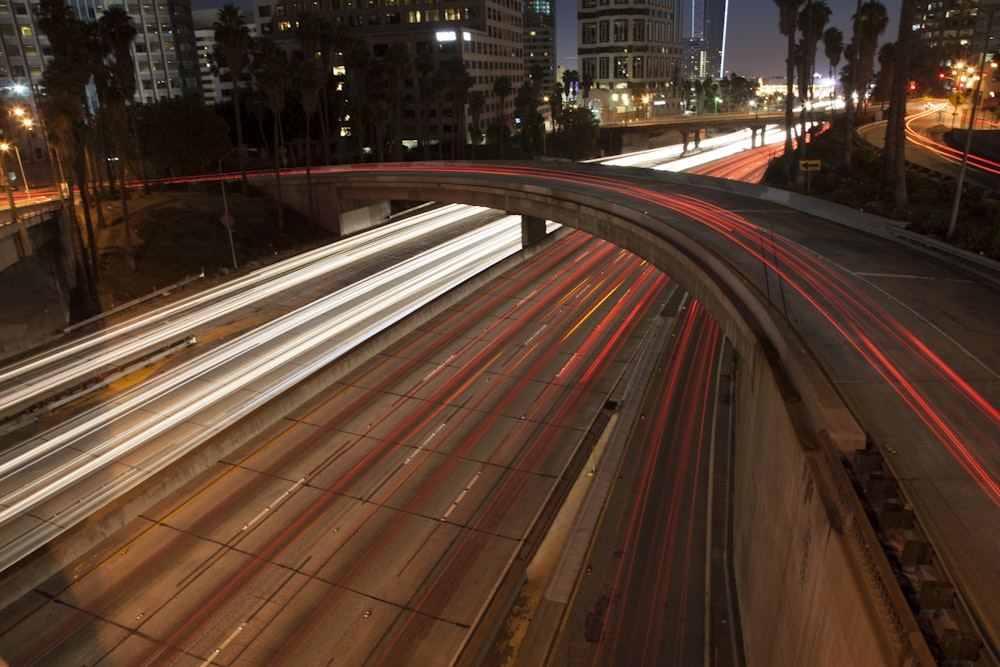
xmin=799 ymin=159 xmax=821 ymax=172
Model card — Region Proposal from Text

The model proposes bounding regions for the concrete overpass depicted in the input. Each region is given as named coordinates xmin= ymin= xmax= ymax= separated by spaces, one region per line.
xmin=255 ymin=160 xmax=1000 ymax=666
xmin=598 ymin=109 xmax=828 ymax=154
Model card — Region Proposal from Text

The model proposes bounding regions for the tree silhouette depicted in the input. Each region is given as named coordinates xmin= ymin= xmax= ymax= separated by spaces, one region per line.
xmin=214 ymin=5 xmax=251 ymax=189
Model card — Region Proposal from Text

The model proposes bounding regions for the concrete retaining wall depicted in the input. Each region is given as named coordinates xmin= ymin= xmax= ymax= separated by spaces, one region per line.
xmin=0 ymin=207 xmax=77 ymax=361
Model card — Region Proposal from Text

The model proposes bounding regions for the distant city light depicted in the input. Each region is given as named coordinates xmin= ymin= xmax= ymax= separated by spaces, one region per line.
xmin=436 ymin=31 xmax=456 ymax=42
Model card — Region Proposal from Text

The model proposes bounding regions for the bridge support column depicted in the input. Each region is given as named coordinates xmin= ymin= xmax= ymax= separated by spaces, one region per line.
xmin=520 ymin=214 xmax=547 ymax=248
xmin=309 ymin=185 xmax=389 ymax=236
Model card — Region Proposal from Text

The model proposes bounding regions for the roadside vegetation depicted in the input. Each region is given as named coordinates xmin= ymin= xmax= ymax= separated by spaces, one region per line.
xmin=762 ymin=119 xmax=1000 ymax=260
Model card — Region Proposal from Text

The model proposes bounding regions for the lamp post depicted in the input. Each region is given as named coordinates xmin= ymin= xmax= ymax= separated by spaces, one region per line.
xmin=14 ymin=108 xmax=67 ymax=199
xmin=0 ymin=144 xmax=30 ymax=256
xmin=948 ymin=8 xmax=994 ymax=241
xmin=219 ymin=148 xmax=239 ymax=270
xmin=6 ymin=143 xmax=29 ymax=197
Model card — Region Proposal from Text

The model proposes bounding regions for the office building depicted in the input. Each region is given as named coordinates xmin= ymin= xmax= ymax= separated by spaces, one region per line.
xmin=1 ymin=0 xmax=200 ymax=164
xmin=577 ymin=0 xmax=684 ymax=97
xmin=914 ymin=0 xmax=996 ymax=71
xmin=524 ymin=0 xmax=555 ymax=93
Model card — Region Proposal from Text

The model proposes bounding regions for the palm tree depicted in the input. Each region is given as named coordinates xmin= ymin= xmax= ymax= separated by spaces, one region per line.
xmin=823 ymin=26 xmax=844 ymax=104
xmin=415 ymin=51 xmax=436 ymax=160
xmin=343 ymin=35 xmax=372 ymax=161
xmin=432 ymin=66 xmax=449 ymax=159
xmin=884 ymin=0 xmax=917 ymax=208
xmin=253 ymin=44 xmax=288 ymax=233
xmin=443 ymin=58 xmax=472 ymax=159
xmin=561 ymin=69 xmax=579 ymax=104
xmin=36 ymin=0 xmax=101 ymax=294
xmin=99 ymin=5 xmax=138 ymax=271
xmin=383 ymin=41 xmax=411 ymax=162
xmin=492 ymin=75 xmax=512 ymax=158
xmin=774 ymin=0 xmax=806 ymax=180
xmin=853 ymin=1 xmax=889 ymax=117
xmin=797 ymin=0 xmax=831 ymax=159
xmin=467 ymin=89 xmax=486 ymax=157
xmin=214 ymin=5 xmax=251 ymax=189
xmin=296 ymin=57 xmax=323 ymax=219
xmin=581 ymin=73 xmax=594 ymax=103
xmin=798 ymin=1 xmax=831 ymax=101
xmin=297 ymin=13 xmax=333 ymax=165
xmin=876 ymin=42 xmax=896 ymax=109
xmin=551 ymin=82 xmax=564 ymax=128
xmin=515 ymin=81 xmax=537 ymax=153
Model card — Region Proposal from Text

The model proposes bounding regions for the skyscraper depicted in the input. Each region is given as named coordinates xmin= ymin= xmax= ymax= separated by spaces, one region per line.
xmin=524 ymin=0 xmax=556 ymax=94
xmin=687 ymin=0 xmax=727 ymax=79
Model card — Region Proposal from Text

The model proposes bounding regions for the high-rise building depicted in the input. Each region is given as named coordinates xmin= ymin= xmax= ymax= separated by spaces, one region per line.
xmin=0 ymin=0 xmax=200 ymax=163
xmin=914 ymin=0 xmax=990 ymax=71
xmin=193 ymin=8 xmax=257 ymax=106
xmin=686 ymin=0 xmax=726 ymax=79
xmin=253 ymin=0 xmax=525 ymax=145
xmin=524 ymin=0 xmax=555 ymax=94
xmin=577 ymin=0 xmax=684 ymax=97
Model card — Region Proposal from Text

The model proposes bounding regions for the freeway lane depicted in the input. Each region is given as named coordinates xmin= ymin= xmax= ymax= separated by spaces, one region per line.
xmin=548 ymin=298 xmax=739 ymax=666
xmin=0 ymin=233 xmax=676 ymax=666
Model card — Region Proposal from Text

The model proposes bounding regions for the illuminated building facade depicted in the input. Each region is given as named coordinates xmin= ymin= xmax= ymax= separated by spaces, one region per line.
xmin=524 ymin=0 xmax=555 ymax=93
xmin=576 ymin=0 xmax=684 ymax=98
xmin=686 ymin=0 xmax=726 ymax=79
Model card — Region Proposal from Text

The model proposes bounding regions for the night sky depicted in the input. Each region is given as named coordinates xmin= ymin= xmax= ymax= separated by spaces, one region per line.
xmin=195 ymin=0 xmax=904 ymax=81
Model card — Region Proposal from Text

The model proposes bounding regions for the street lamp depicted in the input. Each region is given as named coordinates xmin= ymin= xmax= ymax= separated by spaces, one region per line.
xmin=13 ymin=107 xmax=68 ymax=199
xmin=0 ymin=144 xmax=30 ymax=256
xmin=219 ymin=148 xmax=240 ymax=270
xmin=948 ymin=7 xmax=994 ymax=241
xmin=1 ymin=142 xmax=29 ymax=197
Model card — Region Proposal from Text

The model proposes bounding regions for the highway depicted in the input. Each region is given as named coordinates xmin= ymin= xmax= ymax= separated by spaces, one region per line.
xmin=0 ymin=232 xmax=677 ymax=666
xmin=0 ymin=203 xmax=502 ymax=428
xmin=546 ymin=297 xmax=740 ymax=666
xmin=0 ymin=211 xmax=553 ymax=574
xmin=1 ymin=120 xmax=997 ymax=664
xmin=858 ymin=100 xmax=1000 ymax=190
xmin=262 ymin=159 xmax=1000 ymax=658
